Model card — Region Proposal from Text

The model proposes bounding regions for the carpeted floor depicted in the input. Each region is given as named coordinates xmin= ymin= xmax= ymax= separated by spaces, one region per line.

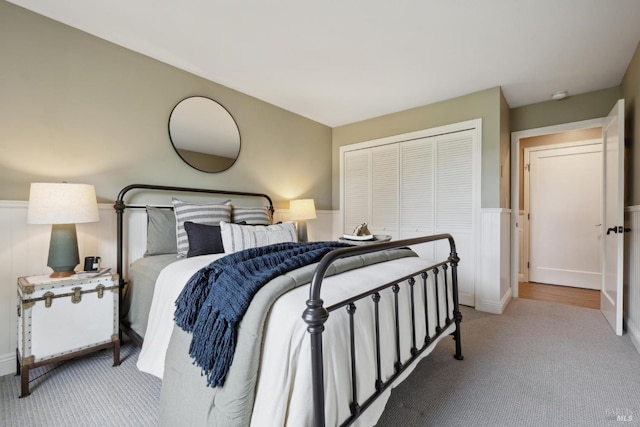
xmin=1 ymin=298 xmax=639 ymax=426
xmin=378 ymin=298 xmax=640 ymax=426
xmin=0 ymin=341 xmax=160 ymax=426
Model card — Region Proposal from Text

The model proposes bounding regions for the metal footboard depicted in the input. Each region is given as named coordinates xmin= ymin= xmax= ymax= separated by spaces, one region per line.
xmin=302 ymin=234 xmax=464 ymax=427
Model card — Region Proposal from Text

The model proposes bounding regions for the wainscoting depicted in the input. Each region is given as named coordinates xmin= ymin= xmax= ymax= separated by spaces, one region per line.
xmin=626 ymin=206 xmax=640 ymax=354
xmin=476 ymin=208 xmax=512 ymax=314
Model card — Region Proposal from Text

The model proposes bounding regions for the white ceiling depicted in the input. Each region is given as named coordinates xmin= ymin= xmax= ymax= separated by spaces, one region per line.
xmin=9 ymin=0 xmax=640 ymax=127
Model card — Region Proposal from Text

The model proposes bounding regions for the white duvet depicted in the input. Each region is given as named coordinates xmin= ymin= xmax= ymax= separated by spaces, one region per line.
xmin=138 ymin=253 xmax=455 ymax=426
xmin=137 ymin=253 xmax=224 ymax=378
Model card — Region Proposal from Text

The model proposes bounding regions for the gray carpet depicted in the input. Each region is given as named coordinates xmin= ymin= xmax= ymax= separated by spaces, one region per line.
xmin=2 ymin=298 xmax=639 ymax=426
xmin=0 ymin=342 xmax=160 ymax=426
xmin=378 ymin=298 xmax=640 ymax=427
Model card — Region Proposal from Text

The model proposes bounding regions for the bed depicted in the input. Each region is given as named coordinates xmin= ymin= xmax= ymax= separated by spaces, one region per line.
xmin=114 ymin=184 xmax=463 ymax=427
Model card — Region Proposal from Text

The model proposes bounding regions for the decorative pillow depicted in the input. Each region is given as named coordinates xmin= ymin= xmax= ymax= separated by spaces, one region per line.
xmin=172 ymin=198 xmax=231 ymax=257
xmin=220 ymin=221 xmax=297 ymax=254
xmin=144 ymin=206 xmax=177 ymax=256
xmin=184 ymin=221 xmax=224 ymax=257
xmin=231 ymin=205 xmax=272 ymax=225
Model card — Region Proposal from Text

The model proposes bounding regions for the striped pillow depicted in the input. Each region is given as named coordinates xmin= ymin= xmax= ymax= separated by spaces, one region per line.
xmin=172 ymin=198 xmax=231 ymax=257
xmin=220 ymin=221 xmax=297 ymax=254
xmin=231 ymin=206 xmax=272 ymax=225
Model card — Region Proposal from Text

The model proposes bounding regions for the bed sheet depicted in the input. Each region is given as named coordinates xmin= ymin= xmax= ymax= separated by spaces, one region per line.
xmin=122 ymin=254 xmax=181 ymax=339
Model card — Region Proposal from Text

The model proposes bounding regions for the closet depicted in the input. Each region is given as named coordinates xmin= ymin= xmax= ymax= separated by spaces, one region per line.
xmin=341 ymin=123 xmax=480 ymax=306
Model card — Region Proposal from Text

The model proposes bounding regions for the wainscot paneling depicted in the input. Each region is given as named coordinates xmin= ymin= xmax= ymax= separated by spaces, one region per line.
xmin=476 ymin=208 xmax=512 ymax=314
xmin=518 ymin=211 xmax=525 ymax=282
xmin=625 ymin=206 xmax=640 ymax=355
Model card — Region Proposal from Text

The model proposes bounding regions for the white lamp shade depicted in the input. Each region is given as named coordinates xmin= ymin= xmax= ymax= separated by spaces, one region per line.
xmin=28 ymin=183 xmax=99 ymax=225
xmin=289 ymin=199 xmax=316 ymax=220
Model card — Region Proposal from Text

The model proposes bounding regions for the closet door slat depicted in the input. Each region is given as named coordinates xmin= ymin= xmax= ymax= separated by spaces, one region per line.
xmin=435 ymin=131 xmax=474 ymax=231
xmin=370 ymin=145 xmax=399 ymax=232
xmin=344 ymin=150 xmax=370 ymax=233
xmin=401 ymin=137 xmax=434 ymax=231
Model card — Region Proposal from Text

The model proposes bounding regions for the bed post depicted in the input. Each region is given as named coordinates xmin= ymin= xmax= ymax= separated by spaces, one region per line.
xmin=302 ymin=298 xmax=328 ymax=427
xmin=448 ymin=239 xmax=464 ymax=361
xmin=114 ymin=196 xmax=126 ymax=342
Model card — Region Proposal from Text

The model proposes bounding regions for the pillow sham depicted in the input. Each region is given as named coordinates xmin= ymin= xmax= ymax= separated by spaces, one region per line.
xmin=184 ymin=221 xmax=224 ymax=257
xmin=172 ymin=198 xmax=231 ymax=257
xmin=220 ymin=221 xmax=297 ymax=254
xmin=144 ymin=206 xmax=177 ymax=256
xmin=231 ymin=206 xmax=272 ymax=225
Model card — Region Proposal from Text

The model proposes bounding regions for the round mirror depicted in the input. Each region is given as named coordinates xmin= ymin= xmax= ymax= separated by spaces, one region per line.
xmin=168 ymin=96 xmax=241 ymax=172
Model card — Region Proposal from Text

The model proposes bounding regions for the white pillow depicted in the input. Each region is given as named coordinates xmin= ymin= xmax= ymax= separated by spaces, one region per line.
xmin=172 ymin=198 xmax=231 ymax=257
xmin=220 ymin=221 xmax=297 ymax=254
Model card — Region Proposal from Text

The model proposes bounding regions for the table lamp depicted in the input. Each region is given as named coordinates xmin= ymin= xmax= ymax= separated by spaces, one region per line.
xmin=289 ymin=199 xmax=316 ymax=242
xmin=27 ymin=183 xmax=100 ymax=277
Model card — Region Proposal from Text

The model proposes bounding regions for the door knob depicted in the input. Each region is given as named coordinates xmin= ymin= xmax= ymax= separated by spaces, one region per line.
xmin=607 ymin=226 xmax=632 ymax=235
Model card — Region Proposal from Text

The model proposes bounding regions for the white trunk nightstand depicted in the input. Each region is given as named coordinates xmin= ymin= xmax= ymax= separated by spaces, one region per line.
xmin=16 ymin=272 xmax=120 ymax=397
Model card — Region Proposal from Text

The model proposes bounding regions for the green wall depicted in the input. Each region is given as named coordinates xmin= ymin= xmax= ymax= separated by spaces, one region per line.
xmin=510 ymin=87 xmax=621 ymax=132
xmin=622 ymin=43 xmax=640 ymax=206
xmin=0 ymin=1 xmax=333 ymax=209
xmin=332 ymin=87 xmax=506 ymax=209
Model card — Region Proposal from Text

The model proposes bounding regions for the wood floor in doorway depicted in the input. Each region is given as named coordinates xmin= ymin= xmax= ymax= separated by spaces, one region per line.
xmin=519 ymin=282 xmax=600 ymax=310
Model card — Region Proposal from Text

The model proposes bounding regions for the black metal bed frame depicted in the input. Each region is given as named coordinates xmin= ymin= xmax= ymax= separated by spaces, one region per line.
xmin=113 ymin=183 xmax=274 ymax=344
xmin=113 ymin=184 xmax=463 ymax=427
xmin=303 ymin=234 xmax=463 ymax=427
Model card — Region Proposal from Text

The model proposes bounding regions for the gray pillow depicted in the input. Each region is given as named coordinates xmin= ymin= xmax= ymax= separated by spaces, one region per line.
xmin=231 ymin=206 xmax=272 ymax=225
xmin=144 ymin=206 xmax=177 ymax=256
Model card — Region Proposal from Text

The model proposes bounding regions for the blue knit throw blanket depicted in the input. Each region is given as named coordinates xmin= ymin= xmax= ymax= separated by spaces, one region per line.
xmin=174 ymin=241 xmax=350 ymax=388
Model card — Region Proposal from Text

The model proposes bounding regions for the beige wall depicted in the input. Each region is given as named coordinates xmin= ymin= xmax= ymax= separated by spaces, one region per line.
xmin=332 ymin=87 xmax=504 ymax=209
xmin=0 ymin=1 xmax=332 ymax=209
xmin=621 ymin=43 xmax=640 ymax=206
xmin=510 ymin=87 xmax=621 ymax=133
xmin=499 ymin=89 xmax=511 ymax=208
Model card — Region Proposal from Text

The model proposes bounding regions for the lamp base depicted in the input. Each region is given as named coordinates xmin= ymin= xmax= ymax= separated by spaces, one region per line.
xmin=47 ymin=224 xmax=80 ymax=278
xmin=296 ymin=220 xmax=308 ymax=242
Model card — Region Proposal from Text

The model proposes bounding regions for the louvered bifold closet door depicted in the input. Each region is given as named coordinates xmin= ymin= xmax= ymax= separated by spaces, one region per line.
xmin=370 ymin=145 xmax=399 ymax=238
xmin=400 ymin=137 xmax=435 ymax=258
xmin=344 ymin=149 xmax=370 ymax=234
xmin=434 ymin=129 xmax=475 ymax=306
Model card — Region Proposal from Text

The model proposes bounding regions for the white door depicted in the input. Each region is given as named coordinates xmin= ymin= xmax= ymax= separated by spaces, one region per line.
xmin=527 ymin=143 xmax=602 ymax=289
xmin=601 ymin=99 xmax=625 ymax=335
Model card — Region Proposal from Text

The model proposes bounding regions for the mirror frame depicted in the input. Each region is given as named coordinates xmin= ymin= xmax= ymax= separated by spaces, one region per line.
xmin=168 ymin=96 xmax=241 ymax=173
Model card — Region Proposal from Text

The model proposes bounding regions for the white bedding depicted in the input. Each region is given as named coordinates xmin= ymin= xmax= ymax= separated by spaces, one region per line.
xmin=139 ymin=253 xmax=455 ymax=426
xmin=137 ymin=253 xmax=225 ymax=377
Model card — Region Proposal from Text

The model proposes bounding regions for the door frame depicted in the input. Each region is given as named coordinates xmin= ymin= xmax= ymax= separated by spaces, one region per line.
xmin=522 ymin=139 xmax=602 ymax=284
xmin=510 ymin=118 xmax=604 ymax=297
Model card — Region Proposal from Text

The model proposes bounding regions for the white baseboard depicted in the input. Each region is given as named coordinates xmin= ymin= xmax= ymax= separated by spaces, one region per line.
xmin=0 ymin=351 xmax=16 ymax=377
xmin=476 ymin=288 xmax=512 ymax=314
xmin=629 ymin=321 xmax=640 ymax=356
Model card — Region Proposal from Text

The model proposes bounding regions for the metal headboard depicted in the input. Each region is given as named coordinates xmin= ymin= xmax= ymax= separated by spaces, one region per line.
xmin=113 ymin=183 xmax=274 ymax=339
